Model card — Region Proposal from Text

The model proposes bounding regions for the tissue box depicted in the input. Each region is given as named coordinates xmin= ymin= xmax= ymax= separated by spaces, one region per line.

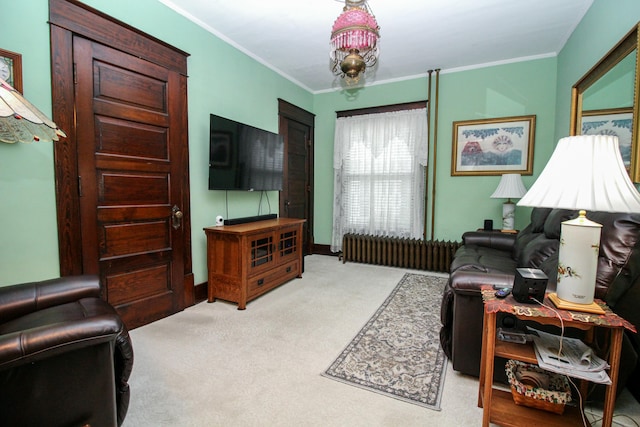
xmin=512 ymin=268 xmax=548 ymax=303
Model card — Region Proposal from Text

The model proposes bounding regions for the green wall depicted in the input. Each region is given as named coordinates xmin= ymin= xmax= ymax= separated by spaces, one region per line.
xmin=555 ymin=0 xmax=640 ymax=143
xmin=0 ymin=2 xmax=59 ymax=285
xmin=0 ymin=0 xmax=312 ymax=286
xmin=429 ymin=59 xmax=557 ymax=239
xmin=2 ymin=0 xmax=639 ymax=287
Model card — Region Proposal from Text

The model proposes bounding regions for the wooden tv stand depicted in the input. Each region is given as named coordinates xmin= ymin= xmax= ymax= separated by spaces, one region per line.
xmin=204 ymin=218 xmax=305 ymax=309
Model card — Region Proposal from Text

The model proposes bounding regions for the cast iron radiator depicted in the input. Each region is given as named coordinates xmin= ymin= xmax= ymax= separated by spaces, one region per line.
xmin=341 ymin=233 xmax=460 ymax=273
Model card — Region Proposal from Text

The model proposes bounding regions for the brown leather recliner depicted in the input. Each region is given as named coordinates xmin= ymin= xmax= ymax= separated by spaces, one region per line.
xmin=439 ymin=208 xmax=640 ymax=400
xmin=0 ymin=275 xmax=134 ymax=427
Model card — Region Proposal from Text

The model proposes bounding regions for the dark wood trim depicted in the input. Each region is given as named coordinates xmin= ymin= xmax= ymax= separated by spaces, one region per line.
xmin=336 ymin=100 xmax=427 ymax=117
xmin=49 ymin=0 xmax=189 ymax=74
xmin=312 ymin=244 xmax=336 ymax=256
xmin=194 ymin=281 xmax=208 ymax=303
xmin=50 ymin=23 xmax=81 ymax=275
xmin=278 ymin=99 xmax=315 ymax=255
xmin=278 ymin=98 xmax=315 ymax=126
xmin=175 ymin=72 xmax=195 ymax=307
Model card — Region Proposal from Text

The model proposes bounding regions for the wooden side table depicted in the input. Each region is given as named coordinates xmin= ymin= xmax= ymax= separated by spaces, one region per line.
xmin=478 ymin=287 xmax=636 ymax=427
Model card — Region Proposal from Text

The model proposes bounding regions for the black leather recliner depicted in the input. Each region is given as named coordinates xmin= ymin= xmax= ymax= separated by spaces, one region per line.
xmin=0 ymin=275 xmax=134 ymax=427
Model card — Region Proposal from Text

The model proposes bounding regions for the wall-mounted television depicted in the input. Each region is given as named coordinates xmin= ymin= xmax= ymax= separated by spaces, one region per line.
xmin=208 ymin=114 xmax=284 ymax=191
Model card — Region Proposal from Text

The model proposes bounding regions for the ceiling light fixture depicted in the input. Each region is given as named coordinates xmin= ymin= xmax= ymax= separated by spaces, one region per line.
xmin=330 ymin=0 xmax=380 ymax=85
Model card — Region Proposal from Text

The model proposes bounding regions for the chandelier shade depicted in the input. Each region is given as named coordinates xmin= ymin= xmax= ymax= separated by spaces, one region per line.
xmin=330 ymin=0 xmax=380 ymax=85
xmin=0 ymin=78 xmax=66 ymax=143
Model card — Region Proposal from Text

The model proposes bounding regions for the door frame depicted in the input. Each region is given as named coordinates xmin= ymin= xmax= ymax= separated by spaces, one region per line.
xmin=278 ymin=99 xmax=315 ymax=255
xmin=49 ymin=0 xmax=194 ymax=304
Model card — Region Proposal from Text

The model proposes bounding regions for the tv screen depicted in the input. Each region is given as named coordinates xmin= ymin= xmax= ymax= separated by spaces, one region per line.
xmin=208 ymin=114 xmax=284 ymax=191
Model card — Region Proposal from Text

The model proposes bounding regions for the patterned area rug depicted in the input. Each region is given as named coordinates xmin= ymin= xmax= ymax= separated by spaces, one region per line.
xmin=322 ymin=273 xmax=448 ymax=410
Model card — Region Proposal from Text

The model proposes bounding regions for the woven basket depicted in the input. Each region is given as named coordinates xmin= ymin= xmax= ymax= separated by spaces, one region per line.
xmin=505 ymin=359 xmax=572 ymax=414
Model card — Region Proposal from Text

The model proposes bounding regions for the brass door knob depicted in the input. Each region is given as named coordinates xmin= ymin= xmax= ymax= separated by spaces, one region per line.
xmin=171 ymin=205 xmax=183 ymax=229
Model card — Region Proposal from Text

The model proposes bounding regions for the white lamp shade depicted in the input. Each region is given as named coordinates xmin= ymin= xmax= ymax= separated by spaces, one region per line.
xmin=491 ymin=173 xmax=527 ymax=199
xmin=518 ymin=135 xmax=640 ymax=212
xmin=491 ymin=174 xmax=527 ymax=230
xmin=517 ymin=135 xmax=640 ymax=307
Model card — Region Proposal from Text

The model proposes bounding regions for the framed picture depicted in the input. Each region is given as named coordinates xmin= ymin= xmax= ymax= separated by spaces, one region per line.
xmin=0 ymin=48 xmax=23 ymax=93
xmin=581 ymin=108 xmax=633 ymax=172
xmin=210 ymin=131 xmax=231 ymax=167
xmin=451 ymin=115 xmax=536 ymax=176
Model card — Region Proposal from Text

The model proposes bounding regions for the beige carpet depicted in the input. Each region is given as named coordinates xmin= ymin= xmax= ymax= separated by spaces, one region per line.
xmin=123 ymin=255 xmax=640 ymax=426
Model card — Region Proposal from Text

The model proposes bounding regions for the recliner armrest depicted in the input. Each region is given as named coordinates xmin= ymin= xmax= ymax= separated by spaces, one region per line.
xmin=444 ymin=270 xmax=515 ymax=376
xmin=0 ymin=275 xmax=101 ymax=323
xmin=449 ymin=269 xmax=515 ymax=294
xmin=462 ymin=231 xmax=517 ymax=252
xmin=0 ymin=314 xmax=121 ymax=370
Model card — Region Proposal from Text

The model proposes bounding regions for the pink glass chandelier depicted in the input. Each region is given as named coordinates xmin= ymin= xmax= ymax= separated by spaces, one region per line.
xmin=330 ymin=0 xmax=380 ymax=85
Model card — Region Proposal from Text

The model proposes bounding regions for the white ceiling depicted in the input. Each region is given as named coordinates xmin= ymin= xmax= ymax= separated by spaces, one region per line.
xmin=158 ymin=0 xmax=593 ymax=93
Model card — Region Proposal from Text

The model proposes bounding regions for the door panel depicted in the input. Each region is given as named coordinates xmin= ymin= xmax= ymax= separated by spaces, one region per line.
xmin=93 ymin=63 xmax=167 ymax=111
xmin=74 ymin=36 xmax=184 ymax=329
xmin=107 ymin=264 xmax=170 ymax=306
xmin=101 ymin=221 xmax=169 ymax=258
xmin=286 ymin=121 xmax=309 ymax=220
xmin=96 ymin=116 xmax=169 ymax=160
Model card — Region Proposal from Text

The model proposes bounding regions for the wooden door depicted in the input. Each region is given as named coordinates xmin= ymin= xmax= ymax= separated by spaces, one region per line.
xmin=278 ymin=99 xmax=315 ymax=254
xmin=50 ymin=0 xmax=192 ymax=329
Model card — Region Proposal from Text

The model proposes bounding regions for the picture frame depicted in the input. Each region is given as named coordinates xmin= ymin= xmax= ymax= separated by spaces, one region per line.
xmin=0 ymin=48 xmax=23 ymax=93
xmin=580 ymin=107 xmax=633 ymax=172
xmin=451 ymin=115 xmax=536 ymax=176
xmin=210 ymin=131 xmax=232 ymax=167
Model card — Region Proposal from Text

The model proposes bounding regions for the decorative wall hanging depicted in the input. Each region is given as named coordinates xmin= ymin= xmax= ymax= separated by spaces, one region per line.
xmin=0 ymin=48 xmax=22 ymax=93
xmin=451 ymin=115 xmax=536 ymax=176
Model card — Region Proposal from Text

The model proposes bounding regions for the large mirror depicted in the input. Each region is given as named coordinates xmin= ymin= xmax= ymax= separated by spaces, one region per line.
xmin=571 ymin=22 xmax=640 ymax=182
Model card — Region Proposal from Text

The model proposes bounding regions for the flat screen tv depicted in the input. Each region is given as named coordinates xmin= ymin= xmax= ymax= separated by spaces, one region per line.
xmin=208 ymin=114 xmax=284 ymax=191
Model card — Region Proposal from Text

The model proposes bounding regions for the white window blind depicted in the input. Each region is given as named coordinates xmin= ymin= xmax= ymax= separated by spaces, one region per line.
xmin=331 ymin=108 xmax=428 ymax=252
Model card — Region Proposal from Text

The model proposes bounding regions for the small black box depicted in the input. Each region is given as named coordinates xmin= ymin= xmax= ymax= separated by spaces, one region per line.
xmin=512 ymin=268 xmax=548 ymax=303
xmin=483 ymin=219 xmax=493 ymax=231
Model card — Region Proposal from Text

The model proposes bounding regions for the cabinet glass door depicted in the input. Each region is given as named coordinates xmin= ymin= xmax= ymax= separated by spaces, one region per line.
xmin=278 ymin=227 xmax=298 ymax=262
xmin=251 ymin=233 xmax=274 ymax=268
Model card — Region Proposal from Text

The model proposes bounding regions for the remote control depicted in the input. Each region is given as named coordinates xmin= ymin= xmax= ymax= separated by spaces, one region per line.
xmin=495 ymin=287 xmax=511 ymax=298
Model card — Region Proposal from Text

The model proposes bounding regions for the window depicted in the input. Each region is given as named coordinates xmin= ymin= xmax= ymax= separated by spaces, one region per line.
xmin=331 ymin=108 xmax=428 ymax=252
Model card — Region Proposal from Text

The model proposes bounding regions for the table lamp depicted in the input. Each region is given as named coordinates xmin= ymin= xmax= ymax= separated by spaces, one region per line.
xmin=490 ymin=173 xmax=527 ymax=231
xmin=0 ymin=77 xmax=66 ymax=143
xmin=518 ymin=135 xmax=640 ymax=306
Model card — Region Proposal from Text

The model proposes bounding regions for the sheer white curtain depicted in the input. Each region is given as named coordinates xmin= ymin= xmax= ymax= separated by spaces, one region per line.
xmin=331 ymin=108 xmax=428 ymax=252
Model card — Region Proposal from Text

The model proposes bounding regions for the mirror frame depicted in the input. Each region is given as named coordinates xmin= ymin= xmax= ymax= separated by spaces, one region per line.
xmin=570 ymin=22 xmax=640 ymax=182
